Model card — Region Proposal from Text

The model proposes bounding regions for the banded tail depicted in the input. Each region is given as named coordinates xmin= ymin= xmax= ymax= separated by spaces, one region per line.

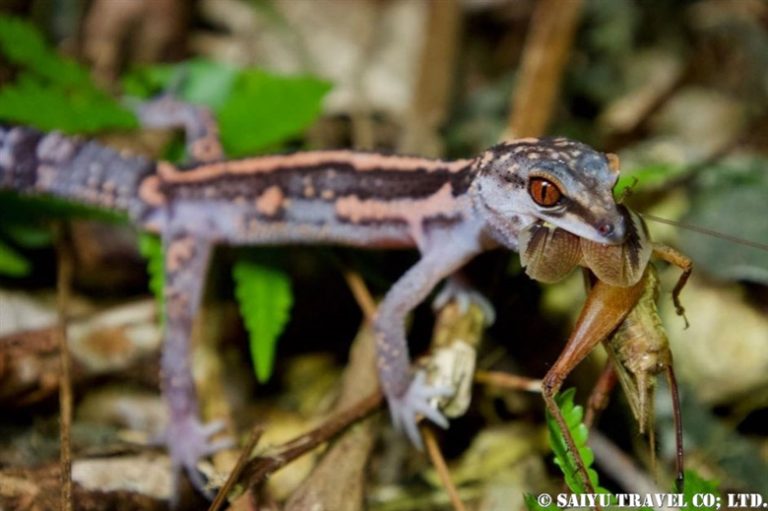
xmin=0 ymin=125 xmax=156 ymax=220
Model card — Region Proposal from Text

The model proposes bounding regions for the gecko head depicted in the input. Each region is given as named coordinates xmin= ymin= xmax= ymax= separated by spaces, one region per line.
xmin=471 ymin=137 xmax=626 ymax=245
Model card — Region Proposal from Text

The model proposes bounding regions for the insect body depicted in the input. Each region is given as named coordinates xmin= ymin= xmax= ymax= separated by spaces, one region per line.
xmin=0 ymin=100 xmax=629 ymax=496
xmin=518 ymin=207 xmax=691 ymax=494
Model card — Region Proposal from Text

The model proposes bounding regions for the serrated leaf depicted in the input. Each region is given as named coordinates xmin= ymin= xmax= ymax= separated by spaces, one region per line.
xmin=0 ymin=239 xmax=31 ymax=277
xmin=524 ymin=494 xmax=563 ymax=511
xmin=547 ymin=388 xmax=609 ymax=496
xmin=233 ymin=260 xmax=293 ymax=382
xmin=138 ymin=234 xmax=165 ymax=324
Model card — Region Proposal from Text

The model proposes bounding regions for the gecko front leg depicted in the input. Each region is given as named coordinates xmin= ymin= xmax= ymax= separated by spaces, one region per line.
xmin=162 ymin=229 xmax=230 ymax=498
xmin=374 ymin=227 xmax=483 ymax=448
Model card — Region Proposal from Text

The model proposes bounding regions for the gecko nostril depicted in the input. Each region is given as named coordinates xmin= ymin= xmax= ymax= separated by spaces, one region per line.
xmin=597 ymin=222 xmax=614 ymax=237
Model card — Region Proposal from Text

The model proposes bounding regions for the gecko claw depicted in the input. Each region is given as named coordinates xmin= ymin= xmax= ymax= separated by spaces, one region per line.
xmin=165 ymin=414 xmax=233 ymax=501
xmin=387 ymin=371 xmax=453 ymax=450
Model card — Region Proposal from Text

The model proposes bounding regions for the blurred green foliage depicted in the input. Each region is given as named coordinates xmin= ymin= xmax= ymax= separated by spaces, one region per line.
xmin=0 ymin=16 xmax=330 ymax=382
xmin=681 ymin=158 xmax=768 ymax=284
xmin=0 ymin=14 xmax=136 ymax=132
xmin=123 ymin=59 xmax=331 ymax=157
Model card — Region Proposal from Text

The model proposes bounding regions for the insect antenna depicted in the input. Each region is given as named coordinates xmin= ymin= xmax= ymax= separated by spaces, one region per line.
xmin=641 ymin=213 xmax=768 ymax=253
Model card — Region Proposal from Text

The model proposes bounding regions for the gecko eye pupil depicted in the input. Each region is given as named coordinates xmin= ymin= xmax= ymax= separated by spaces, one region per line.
xmin=529 ymin=177 xmax=562 ymax=207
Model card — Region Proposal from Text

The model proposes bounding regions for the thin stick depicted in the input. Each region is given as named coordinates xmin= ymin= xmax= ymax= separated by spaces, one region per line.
xmin=56 ymin=226 xmax=74 ymax=511
xmin=208 ymin=427 xmax=264 ymax=511
xmin=474 ymin=370 xmax=542 ymax=393
xmin=244 ymin=391 xmax=383 ymax=490
xmin=505 ymin=0 xmax=584 ymax=139
xmin=422 ymin=425 xmax=467 ymax=511
xmin=343 ymin=270 xmax=377 ymax=323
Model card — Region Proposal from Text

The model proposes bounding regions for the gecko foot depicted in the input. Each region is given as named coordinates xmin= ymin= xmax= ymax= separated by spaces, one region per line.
xmin=433 ymin=277 xmax=496 ymax=325
xmin=164 ymin=414 xmax=233 ymax=500
xmin=386 ymin=371 xmax=453 ymax=450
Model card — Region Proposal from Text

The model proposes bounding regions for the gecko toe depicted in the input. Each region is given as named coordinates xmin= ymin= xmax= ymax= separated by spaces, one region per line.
xmin=386 ymin=371 xmax=452 ymax=450
xmin=166 ymin=413 xmax=232 ymax=500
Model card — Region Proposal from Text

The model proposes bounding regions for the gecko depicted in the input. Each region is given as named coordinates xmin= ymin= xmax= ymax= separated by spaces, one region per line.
xmin=0 ymin=97 xmax=631 ymax=497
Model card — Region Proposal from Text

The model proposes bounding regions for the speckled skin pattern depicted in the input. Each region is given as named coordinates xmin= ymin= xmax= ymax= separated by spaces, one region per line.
xmin=0 ymin=99 xmax=627 ymax=496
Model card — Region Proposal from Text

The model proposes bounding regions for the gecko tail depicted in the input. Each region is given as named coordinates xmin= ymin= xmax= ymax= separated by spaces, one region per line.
xmin=0 ymin=125 xmax=156 ymax=219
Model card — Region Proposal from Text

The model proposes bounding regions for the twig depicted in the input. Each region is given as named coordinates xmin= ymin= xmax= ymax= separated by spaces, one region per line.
xmin=243 ymin=391 xmax=383 ymax=490
xmin=55 ymin=225 xmax=74 ymax=511
xmin=398 ymin=0 xmax=462 ymax=156
xmin=343 ymin=270 xmax=377 ymax=323
xmin=422 ymin=425 xmax=467 ymax=511
xmin=284 ymin=319 xmax=380 ymax=509
xmin=208 ymin=427 xmax=263 ymax=511
xmin=505 ymin=0 xmax=584 ymax=139
xmin=474 ymin=370 xmax=542 ymax=393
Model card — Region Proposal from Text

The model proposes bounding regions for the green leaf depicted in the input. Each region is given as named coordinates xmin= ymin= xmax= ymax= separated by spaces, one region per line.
xmin=123 ymin=59 xmax=240 ymax=109
xmin=615 ymin=163 xmax=680 ymax=199
xmin=0 ymin=16 xmax=136 ymax=133
xmin=138 ymin=234 xmax=165 ymax=324
xmin=0 ymin=15 xmax=91 ymax=88
xmin=0 ymin=239 xmax=31 ymax=277
xmin=0 ymin=192 xmax=128 ymax=223
xmin=683 ymin=470 xmax=720 ymax=511
xmin=233 ymin=259 xmax=293 ymax=382
xmin=0 ymin=76 xmax=136 ymax=133
xmin=123 ymin=60 xmax=331 ymax=156
xmin=547 ymin=388 xmax=609 ymax=496
xmin=0 ymin=221 xmax=52 ymax=248
xmin=524 ymin=494 xmax=563 ymax=511
xmin=216 ymin=69 xmax=331 ymax=156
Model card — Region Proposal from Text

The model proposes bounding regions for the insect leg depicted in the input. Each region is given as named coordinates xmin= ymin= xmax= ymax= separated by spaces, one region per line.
xmin=652 ymin=243 xmax=693 ymax=327
xmin=541 ymin=276 xmax=646 ymax=496
xmin=666 ymin=364 xmax=685 ymax=492
xmin=584 ymin=362 xmax=618 ymax=428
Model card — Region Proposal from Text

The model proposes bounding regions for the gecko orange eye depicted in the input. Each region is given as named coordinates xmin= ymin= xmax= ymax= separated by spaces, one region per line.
xmin=529 ymin=177 xmax=562 ymax=207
